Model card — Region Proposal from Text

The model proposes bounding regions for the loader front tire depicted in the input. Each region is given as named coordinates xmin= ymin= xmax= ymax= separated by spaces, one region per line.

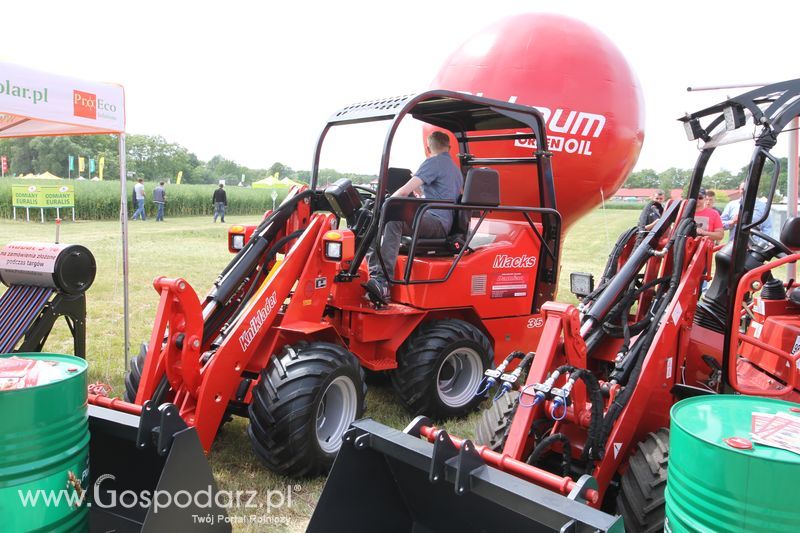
xmin=391 ymin=319 xmax=492 ymax=419
xmin=247 ymin=342 xmax=366 ymax=477
xmin=615 ymin=429 xmax=669 ymax=533
xmin=123 ymin=343 xmax=148 ymax=402
xmin=124 ymin=342 xmax=169 ymax=406
xmin=474 ymin=390 xmax=519 ymax=452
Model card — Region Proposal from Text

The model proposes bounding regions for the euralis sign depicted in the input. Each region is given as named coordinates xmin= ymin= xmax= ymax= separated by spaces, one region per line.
xmin=12 ymin=185 xmax=74 ymax=208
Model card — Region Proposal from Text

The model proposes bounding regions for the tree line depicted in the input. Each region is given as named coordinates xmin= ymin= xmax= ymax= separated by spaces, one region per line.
xmin=0 ymin=135 xmax=377 ymax=186
xmin=623 ymin=158 xmax=790 ymax=198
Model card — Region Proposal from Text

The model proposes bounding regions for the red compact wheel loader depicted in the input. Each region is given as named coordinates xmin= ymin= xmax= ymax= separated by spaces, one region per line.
xmin=311 ymin=80 xmax=800 ymax=532
xmin=109 ymin=91 xmax=574 ymax=477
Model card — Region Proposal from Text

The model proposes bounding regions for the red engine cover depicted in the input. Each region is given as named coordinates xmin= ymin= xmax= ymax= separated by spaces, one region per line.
xmin=428 ymin=13 xmax=644 ymax=230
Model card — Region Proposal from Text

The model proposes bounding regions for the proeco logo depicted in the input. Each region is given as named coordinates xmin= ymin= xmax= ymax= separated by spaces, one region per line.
xmin=73 ymin=90 xmax=118 ymax=120
xmin=239 ymin=291 xmax=278 ymax=351
xmin=493 ymin=254 xmax=536 ymax=269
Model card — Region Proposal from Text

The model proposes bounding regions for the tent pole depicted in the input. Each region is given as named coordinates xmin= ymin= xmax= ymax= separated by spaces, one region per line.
xmin=119 ymin=133 xmax=130 ymax=372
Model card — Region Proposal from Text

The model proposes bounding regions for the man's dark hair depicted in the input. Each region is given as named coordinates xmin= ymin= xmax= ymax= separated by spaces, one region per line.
xmin=159 ymin=181 xmax=165 ymax=186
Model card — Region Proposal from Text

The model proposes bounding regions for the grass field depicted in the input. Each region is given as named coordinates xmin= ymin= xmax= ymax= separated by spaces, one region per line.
xmin=0 ymin=179 xmax=290 ymax=220
xmin=0 ymin=208 xmax=640 ymax=531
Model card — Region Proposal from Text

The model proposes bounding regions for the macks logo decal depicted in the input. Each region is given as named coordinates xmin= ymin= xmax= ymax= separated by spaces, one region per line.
xmin=492 ymin=254 xmax=536 ymax=269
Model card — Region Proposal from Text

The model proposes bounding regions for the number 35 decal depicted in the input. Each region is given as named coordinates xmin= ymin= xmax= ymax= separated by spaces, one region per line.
xmin=527 ymin=318 xmax=543 ymax=328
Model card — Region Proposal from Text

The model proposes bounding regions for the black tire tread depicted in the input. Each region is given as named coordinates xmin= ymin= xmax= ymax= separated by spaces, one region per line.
xmin=247 ymin=341 xmax=366 ymax=478
xmin=123 ymin=343 xmax=148 ymax=402
xmin=616 ymin=428 xmax=669 ymax=533
xmin=391 ymin=319 xmax=492 ymax=419
xmin=474 ymin=390 xmax=519 ymax=452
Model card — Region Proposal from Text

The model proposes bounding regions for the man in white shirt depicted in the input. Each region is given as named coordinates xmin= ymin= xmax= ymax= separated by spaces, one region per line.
xmin=721 ymin=182 xmax=772 ymax=245
xmin=132 ymin=178 xmax=146 ymax=221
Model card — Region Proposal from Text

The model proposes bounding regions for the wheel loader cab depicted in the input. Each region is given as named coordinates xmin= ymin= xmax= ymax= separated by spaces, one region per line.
xmin=396 ymin=166 xmax=500 ymax=256
xmin=385 ymin=166 xmax=551 ymax=315
xmin=310 ymin=90 xmax=561 ymax=315
xmin=677 ymin=80 xmax=800 ymax=400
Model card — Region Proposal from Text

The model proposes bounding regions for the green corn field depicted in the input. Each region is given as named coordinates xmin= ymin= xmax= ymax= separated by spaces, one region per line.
xmin=0 ymin=179 xmax=291 ymax=220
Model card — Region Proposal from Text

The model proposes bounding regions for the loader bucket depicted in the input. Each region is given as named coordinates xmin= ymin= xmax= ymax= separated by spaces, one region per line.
xmin=87 ymin=399 xmax=231 ymax=532
xmin=310 ymin=418 xmax=623 ymax=533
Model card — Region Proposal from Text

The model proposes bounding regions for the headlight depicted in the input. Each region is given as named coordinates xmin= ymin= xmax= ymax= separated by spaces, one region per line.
xmin=325 ymin=241 xmax=343 ymax=260
xmin=232 ymin=234 xmax=245 ymax=250
xmin=570 ymin=272 xmax=594 ymax=298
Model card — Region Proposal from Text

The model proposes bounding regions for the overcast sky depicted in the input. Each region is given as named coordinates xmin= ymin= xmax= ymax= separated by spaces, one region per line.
xmin=3 ymin=1 xmax=799 ymax=177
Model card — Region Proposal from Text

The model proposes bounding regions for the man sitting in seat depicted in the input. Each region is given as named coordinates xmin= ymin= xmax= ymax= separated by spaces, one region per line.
xmin=364 ymin=130 xmax=463 ymax=304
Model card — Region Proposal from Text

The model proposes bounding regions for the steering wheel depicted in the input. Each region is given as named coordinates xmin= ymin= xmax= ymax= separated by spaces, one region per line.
xmin=750 ymin=229 xmax=792 ymax=258
xmin=353 ymin=184 xmax=377 ymax=197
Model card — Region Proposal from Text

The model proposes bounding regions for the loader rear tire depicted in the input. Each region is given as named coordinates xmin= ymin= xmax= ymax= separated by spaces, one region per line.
xmin=474 ymin=390 xmax=519 ymax=452
xmin=391 ymin=319 xmax=492 ymax=419
xmin=247 ymin=342 xmax=366 ymax=477
xmin=615 ymin=428 xmax=669 ymax=533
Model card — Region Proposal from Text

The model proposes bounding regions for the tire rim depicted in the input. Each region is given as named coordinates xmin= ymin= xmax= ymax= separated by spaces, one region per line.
xmin=437 ymin=347 xmax=483 ymax=408
xmin=316 ymin=375 xmax=358 ymax=454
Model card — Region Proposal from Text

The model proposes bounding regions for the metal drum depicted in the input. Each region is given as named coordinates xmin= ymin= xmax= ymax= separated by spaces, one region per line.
xmin=666 ymin=395 xmax=800 ymax=533
xmin=0 ymin=353 xmax=89 ymax=532
xmin=0 ymin=242 xmax=96 ymax=294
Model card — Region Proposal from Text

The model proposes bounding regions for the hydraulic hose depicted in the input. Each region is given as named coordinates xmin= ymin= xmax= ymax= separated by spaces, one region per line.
xmin=527 ymin=433 xmax=572 ymax=478
xmin=211 ymin=189 xmax=313 ymax=306
xmin=206 ymin=229 xmax=306 ymax=346
xmin=553 ymin=365 xmax=605 ymax=461
xmin=581 ymin=226 xmax=638 ymax=307
xmin=598 ymin=217 xmax=695 ymax=448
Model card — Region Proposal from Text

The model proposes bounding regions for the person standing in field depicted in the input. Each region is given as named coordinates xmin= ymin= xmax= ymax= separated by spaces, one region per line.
xmin=694 ymin=188 xmax=723 ymax=243
xmin=132 ymin=178 xmax=147 ymax=221
xmin=640 ymin=189 xmax=665 ymax=230
xmin=153 ymin=181 xmax=166 ymax=222
xmin=212 ymin=183 xmax=227 ymax=223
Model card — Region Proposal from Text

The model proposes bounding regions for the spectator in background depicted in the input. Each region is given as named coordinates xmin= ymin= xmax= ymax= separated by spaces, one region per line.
xmin=153 ymin=181 xmax=166 ymax=222
xmin=132 ymin=178 xmax=146 ymax=221
xmin=694 ymin=188 xmax=723 ymax=242
xmin=705 ymin=189 xmax=721 ymax=214
xmin=641 ymin=189 xmax=665 ymax=230
xmin=721 ymin=182 xmax=773 ymax=244
xmin=212 ymin=184 xmax=227 ymax=223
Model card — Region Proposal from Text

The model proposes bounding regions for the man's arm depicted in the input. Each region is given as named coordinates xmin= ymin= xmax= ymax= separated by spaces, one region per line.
xmin=753 ymin=199 xmax=772 ymax=234
xmin=720 ymin=201 xmax=737 ymax=229
xmin=698 ymin=211 xmax=724 ymax=242
xmin=392 ymin=176 xmax=424 ymax=198
xmin=697 ymin=226 xmax=724 ymax=241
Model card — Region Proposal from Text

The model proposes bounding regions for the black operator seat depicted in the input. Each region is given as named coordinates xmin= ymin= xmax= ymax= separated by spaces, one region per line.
xmin=400 ymin=167 xmax=500 ymax=256
xmin=781 ymin=217 xmax=800 ymax=306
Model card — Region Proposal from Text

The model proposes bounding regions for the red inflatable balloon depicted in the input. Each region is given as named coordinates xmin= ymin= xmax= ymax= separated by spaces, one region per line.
xmin=429 ymin=13 xmax=644 ymax=230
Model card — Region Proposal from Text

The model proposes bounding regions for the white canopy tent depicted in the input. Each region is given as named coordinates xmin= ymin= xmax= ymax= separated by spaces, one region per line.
xmin=0 ymin=61 xmax=133 ymax=365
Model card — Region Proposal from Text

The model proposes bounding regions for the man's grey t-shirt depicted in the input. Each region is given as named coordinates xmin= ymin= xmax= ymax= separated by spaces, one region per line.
xmin=415 ymin=152 xmax=463 ymax=232
xmin=153 ymin=186 xmax=165 ymax=204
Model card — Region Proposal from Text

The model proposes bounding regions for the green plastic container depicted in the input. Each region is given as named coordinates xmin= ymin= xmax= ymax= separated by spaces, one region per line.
xmin=665 ymin=395 xmax=800 ymax=533
xmin=0 ymin=353 xmax=89 ymax=532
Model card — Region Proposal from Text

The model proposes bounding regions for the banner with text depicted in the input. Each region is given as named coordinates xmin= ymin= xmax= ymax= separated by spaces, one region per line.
xmin=12 ymin=184 xmax=75 ymax=208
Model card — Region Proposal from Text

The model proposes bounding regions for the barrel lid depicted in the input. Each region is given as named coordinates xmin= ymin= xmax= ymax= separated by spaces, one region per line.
xmin=0 ymin=353 xmax=87 ymax=391
xmin=671 ymin=395 xmax=800 ymax=463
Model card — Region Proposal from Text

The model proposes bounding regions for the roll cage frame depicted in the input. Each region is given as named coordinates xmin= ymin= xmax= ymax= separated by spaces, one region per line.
xmin=309 ymin=90 xmax=561 ymax=310
xmin=679 ymin=78 xmax=800 ymax=390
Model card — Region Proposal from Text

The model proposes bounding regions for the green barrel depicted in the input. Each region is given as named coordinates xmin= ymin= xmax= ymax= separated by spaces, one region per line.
xmin=0 ymin=353 xmax=89 ymax=532
xmin=665 ymin=395 xmax=800 ymax=533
